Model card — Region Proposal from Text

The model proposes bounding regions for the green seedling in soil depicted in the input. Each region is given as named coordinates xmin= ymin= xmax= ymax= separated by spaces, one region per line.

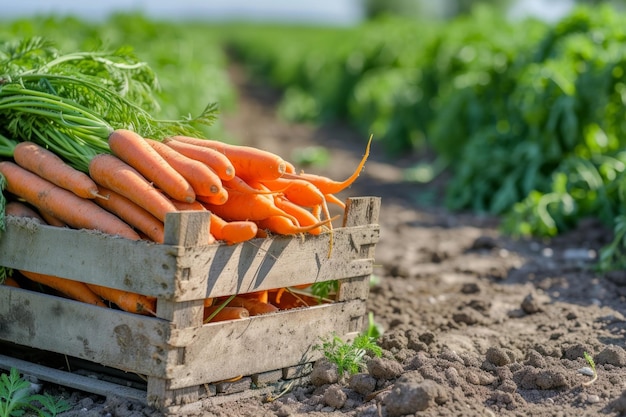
xmin=314 ymin=328 xmax=382 ymax=376
xmin=0 ymin=367 xmax=70 ymax=417
xmin=581 ymin=351 xmax=598 ymax=386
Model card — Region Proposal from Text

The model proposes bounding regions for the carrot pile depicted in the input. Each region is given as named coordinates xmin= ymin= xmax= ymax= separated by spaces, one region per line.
xmin=0 ymin=129 xmax=372 ymax=319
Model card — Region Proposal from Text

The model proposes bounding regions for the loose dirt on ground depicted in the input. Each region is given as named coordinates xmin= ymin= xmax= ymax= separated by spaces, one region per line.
xmin=44 ymin=64 xmax=626 ymax=416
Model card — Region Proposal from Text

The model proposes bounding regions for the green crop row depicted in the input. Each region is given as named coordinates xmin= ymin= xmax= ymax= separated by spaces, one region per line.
xmin=224 ymin=5 xmax=626 ymax=269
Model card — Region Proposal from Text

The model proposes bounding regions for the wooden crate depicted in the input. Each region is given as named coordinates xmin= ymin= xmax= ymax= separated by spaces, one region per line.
xmin=0 ymin=196 xmax=380 ymax=409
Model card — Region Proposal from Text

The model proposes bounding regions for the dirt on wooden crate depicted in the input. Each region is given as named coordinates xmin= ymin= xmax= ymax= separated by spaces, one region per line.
xmin=4 ymin=63 xmax=626 ymax=417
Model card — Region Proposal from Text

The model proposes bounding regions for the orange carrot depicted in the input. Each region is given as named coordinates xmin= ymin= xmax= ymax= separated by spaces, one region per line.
xmin=19 ymin=270 xmax=107 ymax=307
xmin=3 ymin=276 xmax=20 ymax=288
xmin=162 ymin=137 xmax=235 ymax=181
xmin=108 ymin=129 xmax=195 ymax=203
xmin=88 ymin=154 xmax=178 ymax=223
xmin=223 ymin=176 xmax=278 ymax=195
xmin=203 ymin=306 xmax=249 ymax=323
xmin=204 ymin=298 xmax=214 ymax=307
xmin=324 ymin=193 xmax=346 ymax=210
xmin=169 ymin=198 xmax=206 ymax=211
xmin=38 ymin=211 xmax=68 ymax=228
xmin=0 ymin=161 xmax=140 ymax=240
xmin=196 ymin=187 xmax=229 ymax=206
xmin=270 ymin=289 xmax=322 ymax=310
xmin=87 ymin=283 xmax=156 ymax=316
xmin=95 ymin=185 xmax=165 ymax=243
xmin=5 ymin=201 xmax=44 ymax=223
xmin=240 ymin=290 xmax=269 ymax=304
xmin=146 ymin=138 xmax=223 ymax=197
xmin=168 ymin=136 xmax=287 ymax=181
xmin=13 ymin=141 xmax=103 ymax=199
xmin=226 ymin=295 xmax=279 ymax=316
xmin=209 ymin=213 xmax=258 ymax=245
xmin=256 ymin=215 xmax=336 ymax=236
xmin=281 ymin=134 xmax=372 ymax=194
xmin=201 ymin=189 xmax=298 ymax=224
xmin=261 ymin=177 xmax=325 ymax=207
xmin=274 ymin=196 xmax=320 ymax=228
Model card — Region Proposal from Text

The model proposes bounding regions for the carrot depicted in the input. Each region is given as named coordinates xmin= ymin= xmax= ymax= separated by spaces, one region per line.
xmin=0 ymin=161 xmax=140 ymax=240
xmin=261 ymin=177 xmax=325 ymax=208
xmin=201 ymin=189 xmax=298 ymax=224
xmin=240 ymin=290 xmax=269 ymax=304
xmin=226 ymin=295 xmax=279 ymax=316
xmin=108 ymin=129 xmax=195 ymax=203
xmin=88 ymin=154 xmax=178 ymax=223
xmin=204 ymin=298 xmax=214 ymax=307
xmin=324 ymin=193 xmax=346 ymax=210
xmin=209 ymin=213 xmax=258 ymax=245
xmin=223 ymin=176 xmax=278 ymax=195
xmin=38 ymin=211 xmax=68 ymax=228
xmin=145 ymin=138 xmax=223 ymax=197
xmin=273 ymin=196 xmax=326 ymax=235
xmin=13 ymin=141 xmax=103 ymax=199
xmin=168 ymin=136 xmax=287 ymax=181
xmin=3 ymin=276 xmax=20 ymax=288
xmin=281 ymin=134 xmax=372 ymax=194
xmin=203 ymin=306 xmax=249 ymax=323
xmin=169 ymin=199 xmax=206 ymax=211
xmin=87 ymin=283 xmax=156 ymax=316
xmin=19 ymin=270 xmax=107 ymax=308
xmin=5 ymin=201 xmax=44 ymax=223
xmin=255 ymin=215 xmax=336 ymax=236
xmin=269 ymin=289 xmax=318 ymax=310
xmin=95 ymin=185 xmax=165 ymax=243
xmin=196 ymin=186 xmax=228 ymax=206
xmin=162 ymin=137 xmax=235 ymax=181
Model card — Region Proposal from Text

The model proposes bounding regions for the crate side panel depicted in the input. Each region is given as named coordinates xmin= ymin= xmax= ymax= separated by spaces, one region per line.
xmin=167 ymin=300 xmax=366 ymax=388
xmin=202 ymin=225 xmax=379 ymax=298
xmin=0 ymin=286 xmax=170 ymax=376
xmin=0 ymin=219 xmax=187 ymax=297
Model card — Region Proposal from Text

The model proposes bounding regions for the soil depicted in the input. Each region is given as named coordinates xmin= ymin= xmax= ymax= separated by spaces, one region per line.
xmin=40 ymin=64 xmax=626 ymax=416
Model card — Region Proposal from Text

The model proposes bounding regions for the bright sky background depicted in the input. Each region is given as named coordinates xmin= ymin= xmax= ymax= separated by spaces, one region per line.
xmin=3 ymin=0 xmax=364 ymax=25
xmin=4 ymin=0 xmax=573 ymax=24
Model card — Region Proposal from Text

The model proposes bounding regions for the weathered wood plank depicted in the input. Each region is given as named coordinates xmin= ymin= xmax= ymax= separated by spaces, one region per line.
xmin=0 ymin=217 xmax=378 ymax=301
xmin=148 ymin=211 xmax=210 ymax=406
xmin=166 ymin=300 xmax=365 ymax=389
xmin=337 ymin=197 xmax=381 ymax=303
xmin=0 ymin=286 xmax=170 ymax=377
xmin=0 ymin=354 xmax=147 ymax=403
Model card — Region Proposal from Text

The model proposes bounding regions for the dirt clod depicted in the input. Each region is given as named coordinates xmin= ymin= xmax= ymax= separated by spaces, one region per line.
xmin=596 ymin=345 xmax=626 ymax=367
xmin=384 ymin=377 xmax=448 ymax=416
xmin=310 ymin=359 xmax=340 ymax=387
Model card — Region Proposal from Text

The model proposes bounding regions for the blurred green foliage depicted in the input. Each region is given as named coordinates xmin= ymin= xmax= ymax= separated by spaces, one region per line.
xmin=0 ymin=13 xmax=237 ymax=139
xmin=225 ymin=4 xmax=626 ymax=269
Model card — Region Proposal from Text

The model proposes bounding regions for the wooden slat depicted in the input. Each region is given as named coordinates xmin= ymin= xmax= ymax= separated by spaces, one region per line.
xmin=337 ymin=197 xmax=381 ymax=303
xmin=0 ymin=286 xmax=170 ymax=377
xmin=0 ymin=215 xmax=379 ymax=301
xmin=0 ymin=354 xmax=147 ymax=403
xmin=148 ymin=211 xmax=210 ymax=406
xmin=166 ymin=300 xmax=365 ymax=389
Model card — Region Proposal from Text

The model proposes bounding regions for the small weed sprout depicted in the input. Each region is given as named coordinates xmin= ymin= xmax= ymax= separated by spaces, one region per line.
xmin=0 ymin=367 xmax=71 ymax=417
xmin=314 ymin=313 xmax=383 ymax=377
xmin=581 ymin=351 xmax=598 ymax=386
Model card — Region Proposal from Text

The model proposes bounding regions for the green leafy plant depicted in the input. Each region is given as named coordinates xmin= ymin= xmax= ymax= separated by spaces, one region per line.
xmin=310 ymin=280 xmax=339 ymax=301
xmin=0 ymin=368 xmax=71 ymax=417
xmin=314 ymin=329 xmax=382 ymax=376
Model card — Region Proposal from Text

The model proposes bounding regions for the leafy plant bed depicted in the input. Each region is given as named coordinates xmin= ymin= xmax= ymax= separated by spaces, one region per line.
xmin=0 ymin=196 xmax=380 ymax=409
